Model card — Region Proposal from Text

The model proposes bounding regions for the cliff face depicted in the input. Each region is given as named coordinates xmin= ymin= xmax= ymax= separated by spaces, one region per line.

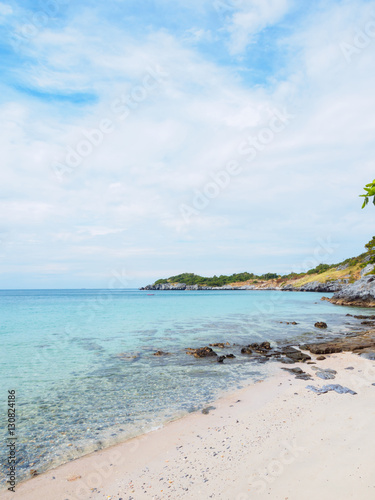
xmin=282 ymin=281 xmax=344 ymax=293
xmin=328 ymin=271 xmax=375 ymax=307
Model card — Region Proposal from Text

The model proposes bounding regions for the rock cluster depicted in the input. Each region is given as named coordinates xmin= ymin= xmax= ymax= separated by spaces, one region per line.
xmin=282 ymin=280 xmax=344 ymax=292
xmin=328 ymin=274 xmax=375 ymax=307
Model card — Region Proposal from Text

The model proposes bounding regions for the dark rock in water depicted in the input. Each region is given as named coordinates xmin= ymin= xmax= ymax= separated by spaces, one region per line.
xmin=281 ymin=347 xmax=311 ymax=362
xmin=194 ymin=347 xmax=217 ymax=358
xmin=307 ymin=361 xmax=316 ymax=364
xmin=306 ymin=384 xmax=357 ymax=395
xmin=241 ymin=346 xmax=253 ymax=355
xmin=187 ymin=347 xmax=218 ymax=358
xmin=30 ymin=469 xmax=38 ymax=477
xmin=250 ymin=342 xmax=272 ymax=352
xmin=257 ymin=356 xmax=270 ymax=363
xmin=280 ymin=357 xmax=295 ymax=364
xmin=217 ymin=356 xmax=226 ymax=363
xmin=315 ymin=322 xmax=328 ymax=329
xmin=226 ymin=353 xmax=236 ymax=358
xmin=301 ymin=343 xmax=342 ymax=355
xmin=153 ymin=351 xmax=170 ymax=356
xmin=260 ymin=341 xmax=271 ymax=350
xmin=209 ymin=342 xmax=230 ymax=348
xmin=202 ymin=406 xmax=216 ymax=414
xmin=361 ymin=320 xmax=375 ymax=325
xmin=316 ymin=355 xmax=326 ymax=360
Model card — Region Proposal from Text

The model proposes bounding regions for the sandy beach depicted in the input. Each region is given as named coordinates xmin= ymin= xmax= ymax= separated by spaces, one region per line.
xmin=1 ymin=350 xmax=375 ymax=500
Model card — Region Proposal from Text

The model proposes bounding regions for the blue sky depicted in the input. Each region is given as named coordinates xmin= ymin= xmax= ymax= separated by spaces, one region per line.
xmin=1 ymin=0 xmax=375 ymax=288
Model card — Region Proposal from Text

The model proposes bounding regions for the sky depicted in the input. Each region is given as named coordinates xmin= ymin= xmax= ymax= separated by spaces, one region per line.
xmin=1 ymin=0 xmax=375 ymax=288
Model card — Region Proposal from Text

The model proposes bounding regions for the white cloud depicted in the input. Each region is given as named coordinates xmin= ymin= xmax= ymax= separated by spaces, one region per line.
xmin=0 ymin=2 xmax=12 ymax=16
xmin=2 ymin=1 xmax=375 ymax=287
xmin=226 ymin=0 xmax=292 ymax=54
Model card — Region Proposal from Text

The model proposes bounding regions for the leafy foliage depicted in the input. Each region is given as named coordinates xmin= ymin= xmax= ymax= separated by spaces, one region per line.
xmin=306 ymin=263 xmax=332 ymax=275
xmin=360 ymin=179 xmax=375 ymax=208
xmin=154 ymin=272 xmax=267 ymax=287
xmin=365 ymin=236 xmax=375 ymax=252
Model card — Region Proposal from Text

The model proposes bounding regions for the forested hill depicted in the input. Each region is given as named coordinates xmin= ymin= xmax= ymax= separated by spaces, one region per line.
xmin=144 ymin=239 xmax=375 ymax=290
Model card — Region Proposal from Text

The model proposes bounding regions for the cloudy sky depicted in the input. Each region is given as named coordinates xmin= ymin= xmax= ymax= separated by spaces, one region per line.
xmin=1 ymin=0 xmax=375 ymax=288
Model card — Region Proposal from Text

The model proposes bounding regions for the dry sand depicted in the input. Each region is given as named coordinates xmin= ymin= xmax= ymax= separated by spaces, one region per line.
xmin=1 ymin=352 xmax=375 ymax=500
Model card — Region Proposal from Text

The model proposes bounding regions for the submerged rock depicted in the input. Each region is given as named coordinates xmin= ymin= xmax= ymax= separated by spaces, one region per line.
xmin=153 ymin=351 xmax=170 ymax=356
xmin=280 ymin=357 xmax=295 ymax=364
xmin=193 ymin=347 xmax=218 ymax=358
xmin=241 ymin=346 xmax=253 ymax=355
xmin=314 ymin=322 xmax=328 ymax=329
xmin=217 ymin=356 xmax=225 ymax=363
xmin=209 ymin=342 xmax=230 ymax=348
xmin=186 ymin=346 xmax=218 ymax=358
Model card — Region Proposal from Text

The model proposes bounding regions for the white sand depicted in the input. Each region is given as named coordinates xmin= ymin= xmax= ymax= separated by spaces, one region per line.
xmin=1 ymin=352 xmax=375 ymax=500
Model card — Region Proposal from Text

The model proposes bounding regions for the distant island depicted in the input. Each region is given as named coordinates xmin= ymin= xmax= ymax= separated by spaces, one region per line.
xmin=141 ymin=239 xmax=375 ymax=306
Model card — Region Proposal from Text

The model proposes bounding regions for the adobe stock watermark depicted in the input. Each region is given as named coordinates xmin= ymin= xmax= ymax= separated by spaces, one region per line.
xmin=27 ymin=268 xmax=133 ymax=373
xmin=252 ymin=236 xmax=338 ymax=319
xmin=237 ymin=439 xmax=306 ymax=499
xmin=71 ymin=433 xmax=150 ymax=500
xmin=9 ymin=0 xmax=69 ymax=52
xmin=340 ymin=13 xmax=375 ymax=63
xmin=51 ymin=65 xmax=168 ymax=181
xmin=179 ymin=107 xmax=294 ymax=224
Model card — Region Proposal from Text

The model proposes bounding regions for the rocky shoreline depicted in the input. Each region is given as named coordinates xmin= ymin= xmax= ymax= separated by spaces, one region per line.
xmin=140 ymin=280 xmax=345 ymax=292
xmin=141 ymin=264 xmax=375 ymax=307
xmin=326 ymin=273 xmax=375 ymax=307
xmin=147 ymin=317 xmax=375 ymax=371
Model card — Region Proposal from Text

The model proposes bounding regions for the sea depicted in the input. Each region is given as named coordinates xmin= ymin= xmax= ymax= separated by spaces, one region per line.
xmin=0 ymin=288 xmax=372 ymax=486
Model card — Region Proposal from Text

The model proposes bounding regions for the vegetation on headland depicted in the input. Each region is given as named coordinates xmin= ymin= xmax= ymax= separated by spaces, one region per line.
xmin=154 ymin=272 xmax=279 ymax=287
xmin=151 ymin=238 xmax=375 ymax=288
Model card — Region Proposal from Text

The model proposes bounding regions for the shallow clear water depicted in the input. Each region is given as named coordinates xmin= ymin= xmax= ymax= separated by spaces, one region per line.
xmin=0 ymin=288 xmax=373 ymax=485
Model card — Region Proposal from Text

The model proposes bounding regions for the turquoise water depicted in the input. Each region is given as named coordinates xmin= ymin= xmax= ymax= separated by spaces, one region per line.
xmin=0 ymin=289 xmax=372 ymax=485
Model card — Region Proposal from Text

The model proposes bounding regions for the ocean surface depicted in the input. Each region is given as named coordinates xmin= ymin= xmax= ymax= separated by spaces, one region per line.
xmin=0 ymin=288 xmax=373 ymax=486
